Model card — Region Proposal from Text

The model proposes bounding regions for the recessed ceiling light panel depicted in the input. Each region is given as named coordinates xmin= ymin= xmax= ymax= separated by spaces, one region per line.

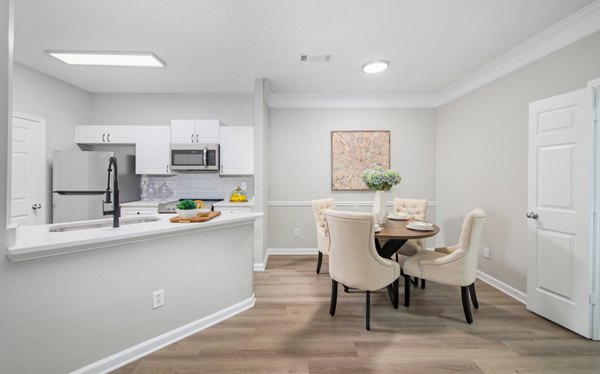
xmin=46 ymin=51 xmax=165 ymax=68
xmin=362 ymin=60 xmax=389 ymax=74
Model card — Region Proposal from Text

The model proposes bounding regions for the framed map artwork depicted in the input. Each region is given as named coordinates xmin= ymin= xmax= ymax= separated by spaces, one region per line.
xmin=331 ymin=130 xmax=390 ymax=191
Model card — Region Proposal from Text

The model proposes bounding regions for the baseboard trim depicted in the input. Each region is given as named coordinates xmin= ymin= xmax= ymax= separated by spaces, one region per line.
xmin=268 ymin=248 xmax=319 ymax=255
xmin=73 ymin=295 xmax=256 ymax=374
xmin=254 ymin=252 xmax=269 ymax=272
xmin=477 ymin=270 xmax=527 ymax=304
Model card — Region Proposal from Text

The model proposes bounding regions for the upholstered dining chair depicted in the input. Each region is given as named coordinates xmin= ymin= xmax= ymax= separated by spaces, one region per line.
xmin=393 ymin=198 xmax=428 ymax=288
xmin=401 ymin=208 xmax=487 ymax=324
xmin=324 ymin=209 xmax=400 ymax=330
xmin=311 ymin=198 xmax=336 ymax=274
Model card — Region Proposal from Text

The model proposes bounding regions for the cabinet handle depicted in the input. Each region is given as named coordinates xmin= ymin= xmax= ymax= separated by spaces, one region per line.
xmin=220 ymin=165 xmax=223 ymax=174
xmin=107 ymin=133 xmax=111 ymax=142
xmin=196 ymin=134 xmax=199 ymax=143
xmin=166 ymin=165 xmax=169 ymax=173
xmin=191 ymin=134 xmax=194 ymax=143
xmin=102 ymin=134 xmax=106 ymax=143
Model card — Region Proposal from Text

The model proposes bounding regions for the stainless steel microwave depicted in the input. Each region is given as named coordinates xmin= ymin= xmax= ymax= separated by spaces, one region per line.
xmin=170 ymin=143 xmax=219 ymax=171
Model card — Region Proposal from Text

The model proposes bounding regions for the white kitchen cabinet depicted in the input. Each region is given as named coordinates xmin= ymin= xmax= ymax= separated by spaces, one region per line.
xmin=171 ymin=120 xmax=222 ymax=144
xmin=135 ymin=126 xmax=173 ymax=175
xmin=219 ymin=126 xmax=254 ymax=175
xmin=76 ymin=125 xmax=136 ymax=144
xmin=120 ymin=206 xmax=159 ymax=216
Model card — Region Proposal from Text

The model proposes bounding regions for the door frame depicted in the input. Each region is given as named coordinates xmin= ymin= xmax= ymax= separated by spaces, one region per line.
xmin=589 ymin=78 xmax=600 ymax=340
xmin=11 ymin=111 xmax=46 ymax=226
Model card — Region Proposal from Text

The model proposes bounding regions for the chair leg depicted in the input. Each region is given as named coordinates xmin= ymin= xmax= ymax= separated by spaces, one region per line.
xmin=468 ymin=283 xmax=479 ymax=309
xmin=330 ymin=279 xmax=338 ymax=316
xmin=404 ymin=274 xmax=411 ymax=307
xmin=344 ymin=285 xmax=349 ymax=293
xmin=421 ymin=279 xmax=426 ymax=289
xmin=366 ymin=291 xmax=371 ymax=331
xmin=411 ymin=277 xmax=419 ymax=286
xmin=316 ymin=252 xmax=323 ymax=274
xmin=393 ymin=277 xmax=399 ymax=309
xmin=461 ymin=286 xmax=473 ymax=324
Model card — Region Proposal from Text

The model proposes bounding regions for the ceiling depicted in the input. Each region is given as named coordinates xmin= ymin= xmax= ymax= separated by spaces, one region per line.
xmin=13 ymin=0 xmax=597 ymax=95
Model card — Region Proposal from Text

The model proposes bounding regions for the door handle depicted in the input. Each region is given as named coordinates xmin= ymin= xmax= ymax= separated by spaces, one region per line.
xmin=203 ymin=148 xmax=208 ymax=167
xmin=32 ymin=203 xmax=41 ymax=210
xmin=107 ymin=133 xmax=111 ymax=142
xmin=526 ymin=211 xmax=538 ymax=219
xmin=102 ymin=134 xmax=106 ymax=143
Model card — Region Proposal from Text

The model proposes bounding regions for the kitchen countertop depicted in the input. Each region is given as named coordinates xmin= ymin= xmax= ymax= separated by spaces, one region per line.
xmin=120 ymin=200 xmax=163 ymax=207
xmin=8 ymin=211 xmax=262 ymax=262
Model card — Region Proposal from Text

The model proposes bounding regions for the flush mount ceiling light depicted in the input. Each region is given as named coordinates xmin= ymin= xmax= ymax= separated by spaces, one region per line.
xmin=45 ymin=51 xmax=165 ymax=68
xmin=362 ymin=60 xmax=389 ymax=74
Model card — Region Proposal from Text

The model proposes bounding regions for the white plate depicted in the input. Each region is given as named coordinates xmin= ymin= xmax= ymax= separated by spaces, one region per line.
xmin=407 ymin=223 xmax=434 ymax=231
xmin=388 ymin=213 xmax=410 ymax=220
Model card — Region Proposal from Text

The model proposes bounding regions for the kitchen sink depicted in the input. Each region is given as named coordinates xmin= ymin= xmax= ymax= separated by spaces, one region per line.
xmin=49 ymin=216 xmax=161 ymax=232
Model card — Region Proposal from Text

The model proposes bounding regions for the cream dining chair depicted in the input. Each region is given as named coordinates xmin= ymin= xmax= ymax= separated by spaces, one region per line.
xmin=311 ymin=198 xmax=336 ymax=274
xmin=393 ymin=198 xmax=428 ymax=287
xmin=324 ymin=209 xmax=400 ymax=330
xmin=402 ymin=208 xmax=487 ymax=324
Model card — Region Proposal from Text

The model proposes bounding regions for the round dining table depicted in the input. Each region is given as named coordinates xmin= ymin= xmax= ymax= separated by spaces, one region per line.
xmin=374 ymin=219 xmax=440 ymax=259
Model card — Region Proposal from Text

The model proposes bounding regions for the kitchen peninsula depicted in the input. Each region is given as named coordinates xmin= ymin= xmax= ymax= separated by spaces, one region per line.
xmin=5 ymin=212 xmax=262 ymax=373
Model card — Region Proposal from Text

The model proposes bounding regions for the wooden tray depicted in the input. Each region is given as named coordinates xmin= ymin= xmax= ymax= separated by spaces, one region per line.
xmin=170 ymin=211 xmax=221 ymax=223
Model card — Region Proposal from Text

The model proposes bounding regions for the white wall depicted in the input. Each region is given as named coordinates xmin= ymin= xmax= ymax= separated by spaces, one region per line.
xmin=90 ymin=93 xmax=253 ymax=126
xmin=435 ymin=31 xmax=600 ymax=293
xmin=268 ymin=108 xmax=436 ymax=249
xmin=12 ymin=62 xmax=93 ymax=223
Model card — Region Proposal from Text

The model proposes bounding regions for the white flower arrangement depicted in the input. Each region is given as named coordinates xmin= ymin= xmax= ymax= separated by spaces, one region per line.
xmin=362 ymin=167 xmax=401 ymax=191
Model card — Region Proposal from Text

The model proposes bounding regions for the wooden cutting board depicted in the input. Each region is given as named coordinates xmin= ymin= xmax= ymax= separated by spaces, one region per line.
xmin=170 ymin=211 xmax=221 ymax=223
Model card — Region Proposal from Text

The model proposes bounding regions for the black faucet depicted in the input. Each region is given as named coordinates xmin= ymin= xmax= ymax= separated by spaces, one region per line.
xmin=102 ymin=156 xmax=120 ymax=228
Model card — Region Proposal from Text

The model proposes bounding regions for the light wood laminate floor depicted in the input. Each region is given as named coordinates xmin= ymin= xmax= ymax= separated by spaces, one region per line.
xmin=114 ymin=255 xmax=600 ymax=374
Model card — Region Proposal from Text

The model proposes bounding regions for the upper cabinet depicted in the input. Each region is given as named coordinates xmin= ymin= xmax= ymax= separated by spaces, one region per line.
xmin=76 ymin=125 xmax=136 ymax=144
xmin=135 ymin=126 xmax=173 ymax=175
xmin=220 ymin=126 xmax=254 ymax=175
xmin=171 ymin=120 xmax=222 ymax=144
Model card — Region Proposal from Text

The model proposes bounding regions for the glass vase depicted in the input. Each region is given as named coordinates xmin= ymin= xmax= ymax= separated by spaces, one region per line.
xmin=372 ymin=190 xmax=388 ymax=225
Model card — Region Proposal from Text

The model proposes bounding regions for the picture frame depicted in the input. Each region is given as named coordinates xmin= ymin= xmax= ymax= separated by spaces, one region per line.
xmin=331 ymin=130 xmax=390 ymax=191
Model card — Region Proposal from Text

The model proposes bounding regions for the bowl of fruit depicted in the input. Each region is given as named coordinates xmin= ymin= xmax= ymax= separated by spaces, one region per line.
xmin=176 ymin=199 xmax=199 ymax=219
xmin=194 ymin=200 xmax=211 ymax=216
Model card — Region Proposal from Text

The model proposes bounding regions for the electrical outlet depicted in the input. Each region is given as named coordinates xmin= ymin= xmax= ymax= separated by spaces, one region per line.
xmin=483 ymin=246 xmax=491 ymax=260
xmin=241 ymin=182 xmax=247 ymax=191
xmin=293 ymin=228 xmax=300 ymax=237
xmin=152 ymin=289 xmax=165 ymax=309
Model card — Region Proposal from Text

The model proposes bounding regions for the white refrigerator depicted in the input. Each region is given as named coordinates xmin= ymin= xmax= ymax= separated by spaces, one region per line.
xmin=52 ymin=151 xmax=140 ymax=223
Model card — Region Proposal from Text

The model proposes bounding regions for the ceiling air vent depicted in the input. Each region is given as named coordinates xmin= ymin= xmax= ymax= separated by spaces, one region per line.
xmin=300 ymin=54 xmax=333 ymax=62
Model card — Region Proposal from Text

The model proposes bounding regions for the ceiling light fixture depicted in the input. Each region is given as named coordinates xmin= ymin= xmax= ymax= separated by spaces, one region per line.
xmin=362 ymin=60 xmax=389 ymax=74
xmin=45 ymin=51 xmax=165 ymax=68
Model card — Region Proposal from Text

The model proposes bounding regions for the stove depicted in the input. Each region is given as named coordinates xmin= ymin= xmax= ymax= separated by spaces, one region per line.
xmin=158 ymin=198 xmax=224 ymax=214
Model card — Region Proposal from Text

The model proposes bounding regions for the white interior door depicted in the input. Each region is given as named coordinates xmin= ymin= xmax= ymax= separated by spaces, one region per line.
xmin=527 ymin=88 xmax=593 ymax=338
xmin=11 ymin=115 xmax=46 ymax=225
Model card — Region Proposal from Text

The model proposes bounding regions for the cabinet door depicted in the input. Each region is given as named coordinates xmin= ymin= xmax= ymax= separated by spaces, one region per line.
xmin=135 ymin=126 xmax=173 ymax=175
xmin=195 ymin=120 xmax=221 ymax=143
xmin=220 ymin=126 xmax=254 ymax=175
xmin=121 ymin=207 xmax=158 ymax=216
xmin=171 ymin=120 xmax=196 ymax=143
xmin=76 ymin=125 xmax=136 ymax=144
xmin=76 ymin=126 xmax=106 ymax=143
xmin=105 ymin=126 xmax=136 ymax=143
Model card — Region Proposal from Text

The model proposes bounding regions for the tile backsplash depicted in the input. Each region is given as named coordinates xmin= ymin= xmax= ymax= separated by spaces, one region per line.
xmin=142 ymin=172 xmax=254 ymax=201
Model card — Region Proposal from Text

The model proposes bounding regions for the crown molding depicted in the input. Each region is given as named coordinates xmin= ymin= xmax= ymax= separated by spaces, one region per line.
xmin=267 ymin=93 xmax=438 ymax=109
xmin=267 ymin=1 xmax=600 ymax=109
xmin=435 ymin=0 xmax=600 ymax=107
